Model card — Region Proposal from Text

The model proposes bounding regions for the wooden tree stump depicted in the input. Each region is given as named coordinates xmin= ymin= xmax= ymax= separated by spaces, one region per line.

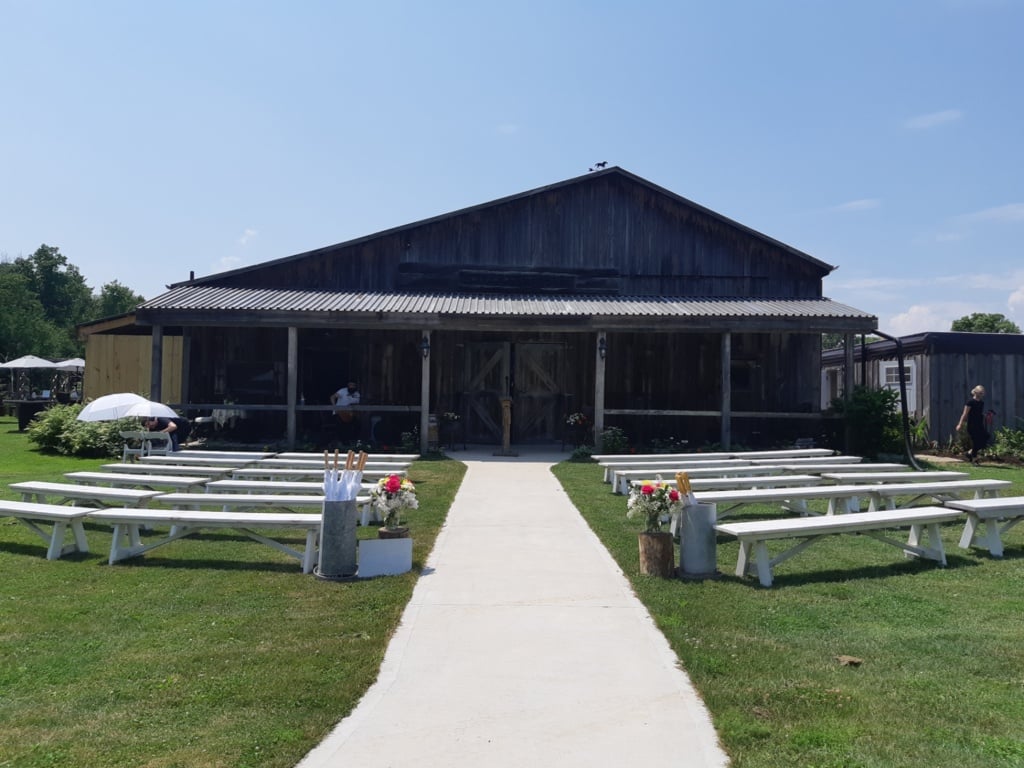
xmin=638 ymin=531 xmax=675 ymax=577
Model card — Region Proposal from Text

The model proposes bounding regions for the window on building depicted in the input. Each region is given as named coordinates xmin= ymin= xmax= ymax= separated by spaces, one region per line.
xmin=880 ymin=360 xmax=916 ymax=415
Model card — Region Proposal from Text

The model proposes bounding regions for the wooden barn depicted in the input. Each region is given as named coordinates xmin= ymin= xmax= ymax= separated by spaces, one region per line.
xmin=130 ymin=167 xmax=876 ymax=452
xmin=821 ymin=331 xmax=1024 ymax=445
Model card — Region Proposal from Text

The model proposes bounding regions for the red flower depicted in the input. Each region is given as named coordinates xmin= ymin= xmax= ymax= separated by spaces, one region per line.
xmin=669 ymin=489 xmax=680 ymax=502
xmin=641 ymin=484 xmax=655 ymax=496
xmin=384 ymin=474 xmax=403 ymax=494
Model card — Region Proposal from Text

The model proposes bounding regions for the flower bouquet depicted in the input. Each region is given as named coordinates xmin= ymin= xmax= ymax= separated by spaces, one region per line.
xmin=371 ymin=473 xmax=419 ymax=530
xmin=565 ymin=412 xmax=587 ymax=427
xmin=626 ymin=476 xmax=685 ymax=533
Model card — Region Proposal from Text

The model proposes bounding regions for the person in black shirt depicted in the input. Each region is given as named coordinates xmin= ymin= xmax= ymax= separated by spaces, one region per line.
xmin=956 ymin=385 xmax=987 ymax=463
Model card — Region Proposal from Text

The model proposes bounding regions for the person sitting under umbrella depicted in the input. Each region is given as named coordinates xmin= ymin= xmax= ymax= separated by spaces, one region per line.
xmin=143 ymin=416 xmax=180 ymax=451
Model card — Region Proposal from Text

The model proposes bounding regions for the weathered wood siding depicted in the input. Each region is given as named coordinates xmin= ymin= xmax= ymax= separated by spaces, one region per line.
xmin=204 ymin=173 xmax=826 ymax=299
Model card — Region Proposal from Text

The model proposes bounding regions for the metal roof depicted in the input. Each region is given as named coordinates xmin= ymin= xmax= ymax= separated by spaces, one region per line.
xmin=139 ymin=285 xmax=875 ymax=322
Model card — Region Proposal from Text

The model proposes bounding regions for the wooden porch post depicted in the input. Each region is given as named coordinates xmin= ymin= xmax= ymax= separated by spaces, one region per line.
xmin=594 ymin=331 xmax=606 ymax=452
xmin=150 ymin=325 xmax=163 ymax=402
xmin=420 ymin=331 xmax=431 ymax=455
xmin=720 ymin=332 xmax=732 ymax=450
xmin=180 ymin=328 xmax=191 ymax=410
xmin=286 ymin=327 xmax=298 ymax=450
xmin=843 ymin=334 xmax=855 ymax=398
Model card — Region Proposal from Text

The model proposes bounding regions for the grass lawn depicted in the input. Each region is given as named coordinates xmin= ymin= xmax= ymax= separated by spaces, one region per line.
xmin=0 ymin=416 xmax=466 ymax=768
xmin=553 ymin=458 xmax=1024 ymax=768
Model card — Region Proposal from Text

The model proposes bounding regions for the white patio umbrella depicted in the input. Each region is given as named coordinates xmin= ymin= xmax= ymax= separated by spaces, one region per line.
xmin=124 ymin=400 xmax=179 ymax=420
xmin=53 ymin=357 xmax=86 ymax=372
xmin=76 ymin=392 xmax=149 ymax=421
xmin=0 ymin=355 xmax=57 ymax=369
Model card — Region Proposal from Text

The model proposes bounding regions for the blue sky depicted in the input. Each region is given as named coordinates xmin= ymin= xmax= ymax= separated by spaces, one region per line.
xmin=2 ymin=0 xmax=1022 ymax=336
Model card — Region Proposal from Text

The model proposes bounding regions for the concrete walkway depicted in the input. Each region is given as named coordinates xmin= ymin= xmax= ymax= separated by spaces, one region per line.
xmin=297 ymin=448 xmax=729 ymax=767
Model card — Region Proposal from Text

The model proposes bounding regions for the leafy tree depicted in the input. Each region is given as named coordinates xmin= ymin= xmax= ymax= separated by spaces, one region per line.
xmin=950 ymin=313 xmax=1021 ymax=334
xmin=8 ymin=245 xmax=94 ymax=352
xmin=0 ymin=267 xmax=68 ymax=359
xmin=93 ymin=280 xmax=146 ymax=319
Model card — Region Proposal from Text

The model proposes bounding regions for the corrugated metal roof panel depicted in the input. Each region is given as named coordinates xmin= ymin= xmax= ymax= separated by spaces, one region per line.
xmin=139 ymin=286 xmax=875 ymax=320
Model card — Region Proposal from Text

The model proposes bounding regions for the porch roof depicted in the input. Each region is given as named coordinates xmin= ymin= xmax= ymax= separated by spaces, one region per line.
xmin=136 ymin=286 xmax=877 ymax=334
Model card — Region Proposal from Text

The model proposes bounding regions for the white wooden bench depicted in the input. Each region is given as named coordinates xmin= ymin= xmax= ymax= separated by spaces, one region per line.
xmin=628 ymin=474 xmax=823 ymax=497
xmin=692 ymin=484 xmax=875 ymax=518
xmin=613 ymin=464 xmax=781 ymax=494
xmin=601 ymin=458 xmax=752 ymax=483
xmin=749 ymin=455 xmax=864 ymax=466
xmin=593 ymin=448 xmax=834 ymax=462
xmin=169 ymin=450 xmax=275 ymax=460
xmin=274 ymin=452 xmax=420 ymax=462
xmin=86 ymin=508 xmax=323 ymax=573
xmin=119 ymin=430 xmax=173 ymax=462
xmin=0 ymin=500 xmax=95 ymax=559
xmin=157 ymin=489 xmax=382 ymax=528
xmin=254 ymin=458 xmax=411 ymax=471
xmin=101 ymin=463 xmax=230 ymax=478
xmin=9 ymin=481 xmax=163 ymax=508
xmin=139 ymin=455 xmax=256 ymax=468
xmin=943 ymin=496 xmax=1024 ymax=557
xmin=204 ymin=479 xmax=376 ymax=495
xmin=821 ymin=471 xmax=969 ymax=484
xmin=714 ymin=506 xmax=964 ymax=587
xmin=863 ymin=479 xmax=1011 ymax=511
xmin=230 ymin=467 xmax=405 ymax=482
xmin=760 ymin=462 xmax=909 ymax=475
xmin=64 ymin=471 xmax=210 ymax=491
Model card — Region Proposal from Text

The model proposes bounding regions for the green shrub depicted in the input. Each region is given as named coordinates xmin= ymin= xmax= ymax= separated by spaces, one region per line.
xmin=990 ymin=426 xmax=1024 ymax=461
xmin=599 ymin=426 xmax=629 ymax=454
xmin=829 ymin=386 xmax=902 ymax=459
xmin=26 ymin=404 xmax=135 ymax=458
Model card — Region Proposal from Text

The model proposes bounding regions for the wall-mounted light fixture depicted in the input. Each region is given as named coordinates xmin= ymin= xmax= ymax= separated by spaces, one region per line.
xmin=598 ymin=336 xmax=607 ymax=360
xmin=419 ymin=336 xmax=431 ymax=359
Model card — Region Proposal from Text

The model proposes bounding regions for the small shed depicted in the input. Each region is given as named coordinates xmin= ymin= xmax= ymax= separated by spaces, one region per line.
xmin=821 ymin=331 xmax=1024 ymax=444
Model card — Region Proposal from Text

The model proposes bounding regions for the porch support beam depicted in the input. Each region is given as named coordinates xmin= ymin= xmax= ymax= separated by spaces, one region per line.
xmin=720 ymin=332 xmax=732 ymax=450
xmin=420 ymin=330 xmax=431 ymax=455
xmin=286 ymin=326 xmax=298 ymax=449
xmin=150 ymin=325 xmax=163 ymax=402
xmin=594 ymin=331 xmax=606 ymax=451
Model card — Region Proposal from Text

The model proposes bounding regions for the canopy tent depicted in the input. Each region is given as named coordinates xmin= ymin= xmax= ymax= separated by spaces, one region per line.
xmin=0 ymin=355 xmax=56 ymax=369
xmin=53 ymin=357 xmax=86 ymax=372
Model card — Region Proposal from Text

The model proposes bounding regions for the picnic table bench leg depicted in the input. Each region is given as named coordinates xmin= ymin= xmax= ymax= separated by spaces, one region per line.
xmin=46 ymin=521 xmax=68 ymax=560
xmin=735 ymin=540 xmax=753 ymax=579
xmin=754 ymin=541 xmax=774 ymax=587
xmin=960 ymin=514 xmax=1005 ymax=558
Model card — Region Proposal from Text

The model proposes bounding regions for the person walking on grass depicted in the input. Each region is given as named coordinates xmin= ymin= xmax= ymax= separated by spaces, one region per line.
xmin=956 ymin=385 xmax=988 ymax=463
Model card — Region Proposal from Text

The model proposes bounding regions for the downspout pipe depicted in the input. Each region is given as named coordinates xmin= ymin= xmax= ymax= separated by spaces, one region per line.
xmin=870 ymin=329 xmax=923 ymax=471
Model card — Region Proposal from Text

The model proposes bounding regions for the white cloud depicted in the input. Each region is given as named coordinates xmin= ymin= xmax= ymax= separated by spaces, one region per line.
xmin=883 ymin=304 xmax=963 ymax=336
xmin=213 ymin=256 xmax=242 ymax=273
xmin=1008 ymin=284 xmax=1024 ymax=315
xmin=903 ymin=109 xmax=963 ymax=130
xmin=238 ymin=228 xmax=258 ymax=245
xmin=832 ymin=198 xmax=880 ymax=213
xmin=958 ymin=203 xmax=1024 ymax=224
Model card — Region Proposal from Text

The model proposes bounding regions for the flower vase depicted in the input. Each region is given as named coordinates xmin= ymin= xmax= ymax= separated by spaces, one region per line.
xmin=637 ymin=531 xmax=674 ymax=577
xmin=378 ymin=525 xmax=410 ymax=539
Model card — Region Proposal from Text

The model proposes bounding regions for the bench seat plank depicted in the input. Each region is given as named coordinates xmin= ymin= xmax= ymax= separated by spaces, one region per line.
xmin=0 ymin=500 xmax=96 ymax=559
xmin=715 ymin=507 xmax=963 ymax=587
xmin=10 ymin=481 xmax=163 ymax=508
xmin=87 ymin=509 xmax=323 ymax=572
xmin=102 ymin=463 xmax=229 ymax=478
xmin=944 ymin=496 xmax=1024 ymax=557
xmin=64 ymin=471 xmax=210 ymax=491
xmin=821 ymin=471 xmax=969 ymax=484
xmin=865 ymin=479 xmax=1011 ymax=511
